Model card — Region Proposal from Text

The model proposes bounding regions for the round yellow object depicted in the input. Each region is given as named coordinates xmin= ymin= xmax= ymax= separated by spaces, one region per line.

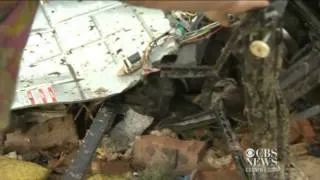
xmin=0 ymin=156 xmax=49 ymax=180
xmin=249 ymin=40 xmax=270 ymax=58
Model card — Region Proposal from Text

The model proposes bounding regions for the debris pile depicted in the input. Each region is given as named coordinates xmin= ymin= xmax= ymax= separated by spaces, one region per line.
xmin=2 ymin=0 xmax=320 ymax=180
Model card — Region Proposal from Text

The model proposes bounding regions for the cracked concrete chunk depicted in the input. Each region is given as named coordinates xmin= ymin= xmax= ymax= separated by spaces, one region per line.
xmin=106 ymin=108 xmax=154 ymax=152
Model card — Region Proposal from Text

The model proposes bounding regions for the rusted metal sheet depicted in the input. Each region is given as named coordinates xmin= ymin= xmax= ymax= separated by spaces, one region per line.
xmin=13 ymin=1 xmax=172 ymax=109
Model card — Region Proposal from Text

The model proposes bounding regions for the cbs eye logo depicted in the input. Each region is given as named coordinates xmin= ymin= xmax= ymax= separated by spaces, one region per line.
xmin=246 ymin=148 xmax=255 ymax=158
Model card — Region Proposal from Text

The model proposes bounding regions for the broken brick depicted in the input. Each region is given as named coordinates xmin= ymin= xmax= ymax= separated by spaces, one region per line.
xmin=132 ymin=135 xmax=207 ymax=173
xmin=290 ymin=119 xmax=316 ymax=143
xmin=91 ymin=160 xmax=132 ymax=175
xmin=5 ymin=115 xmax=78 ymax=152
xmin=290 ymin=120 xmax=301 ymax=143
xmin=299 ymin=119 xmax=316 ymax=143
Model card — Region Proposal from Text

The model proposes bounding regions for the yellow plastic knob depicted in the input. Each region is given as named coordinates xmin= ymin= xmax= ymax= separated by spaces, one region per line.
xmin=249 ymin=40 xmax=270 ymax=58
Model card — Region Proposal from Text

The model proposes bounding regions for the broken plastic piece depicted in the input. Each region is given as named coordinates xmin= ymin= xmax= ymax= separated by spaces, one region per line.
xmin=176 ymin=23 xmax=187 ymax=36
xmin=117 ymin=52 xmax=142 ymax=76
xmin=128 ymin=52 xmax=141 ymax=64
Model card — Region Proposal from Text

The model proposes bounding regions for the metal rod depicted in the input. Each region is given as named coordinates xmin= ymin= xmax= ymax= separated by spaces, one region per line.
xmin=62 ymin=106 xmax=117 ymax=180
xmin=294 ymin=105 xmax=320 ymax=121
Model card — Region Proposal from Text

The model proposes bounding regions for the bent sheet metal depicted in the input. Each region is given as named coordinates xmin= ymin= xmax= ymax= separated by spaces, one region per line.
xmin=12 ymin=1 xmax=172 ymax=109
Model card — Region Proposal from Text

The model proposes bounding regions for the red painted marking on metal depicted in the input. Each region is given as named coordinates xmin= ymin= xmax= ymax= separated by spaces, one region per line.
xmin=48 ymin=86 xmax=57 ymax=103
xmin=27 ymin=90 xmax=35 ymax=105
xmin=38 ymin=88 xmax=47 ymax=104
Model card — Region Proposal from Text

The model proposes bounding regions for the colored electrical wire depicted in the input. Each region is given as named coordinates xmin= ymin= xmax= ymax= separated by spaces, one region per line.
xmin=181 ymin=26 xmax=223 ymax=44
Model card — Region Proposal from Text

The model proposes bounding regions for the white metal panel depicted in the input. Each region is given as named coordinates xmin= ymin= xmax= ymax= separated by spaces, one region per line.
xmin=12 ymin=0 xmax=172 ymax=109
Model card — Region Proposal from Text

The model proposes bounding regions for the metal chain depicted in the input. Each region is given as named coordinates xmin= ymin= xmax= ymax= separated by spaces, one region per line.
xmin=212 ymin=101 xmax=249 ymax=180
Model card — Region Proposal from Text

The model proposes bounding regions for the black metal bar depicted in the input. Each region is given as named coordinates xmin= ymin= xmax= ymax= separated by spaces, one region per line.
xmin=158 ymin=65 xmax=216 ymax=78
xmin=62 ymin=106 xmax=117 ymax=180
xmin=156 ymin=111 xmax=217 ymax=131
xmin=294 ymin=105 xmax=320 ymax=121
xmin=292 ymin=0 xmax=320 ymax=33
xmin=283 ymin=67 xmax=320 ymax=104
